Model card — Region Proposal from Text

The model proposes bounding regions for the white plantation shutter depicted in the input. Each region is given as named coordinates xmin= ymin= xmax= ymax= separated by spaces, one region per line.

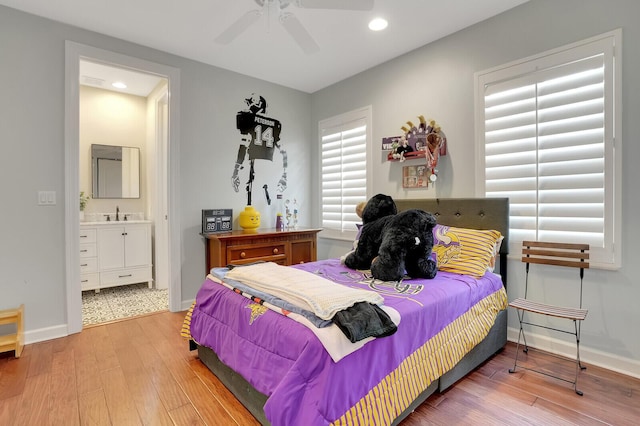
xmin=476 ymin=30 xmax=621 ymax=268
xmin=320 ymin=107 xmax=371 ymax=238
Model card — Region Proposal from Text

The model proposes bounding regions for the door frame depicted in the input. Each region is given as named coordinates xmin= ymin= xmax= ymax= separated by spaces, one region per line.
xmin=64 ymin=41 xmax=182 ymax=334
xmin=149 ymin=87 xmax=170 ymax=290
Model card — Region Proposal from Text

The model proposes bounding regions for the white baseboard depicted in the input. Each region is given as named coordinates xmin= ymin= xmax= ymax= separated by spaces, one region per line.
xmin=24 ymin=324 xmax=70 ymax=345
xmin=507 ymin=327 xmax=640 ymax=379
xmin=181 ymin=299 xmax=195 ymax=311
xmin=23 ymin=300 xmax=196 ymax=345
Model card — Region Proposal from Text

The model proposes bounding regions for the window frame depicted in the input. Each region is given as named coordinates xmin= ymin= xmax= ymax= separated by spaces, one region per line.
xmin=474 ymin=29 xmax=622 ymax=269
xmin=318 ymin=105 xmax=373 ymax=241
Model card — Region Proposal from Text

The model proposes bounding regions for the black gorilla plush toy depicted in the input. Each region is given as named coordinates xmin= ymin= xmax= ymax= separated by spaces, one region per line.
xmin=344 ymin=194 xmax=438 ymax=282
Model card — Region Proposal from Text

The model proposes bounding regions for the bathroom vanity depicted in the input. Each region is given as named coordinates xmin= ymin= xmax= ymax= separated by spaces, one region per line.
xmin=79 ymin=221 xmax=152 ymax=292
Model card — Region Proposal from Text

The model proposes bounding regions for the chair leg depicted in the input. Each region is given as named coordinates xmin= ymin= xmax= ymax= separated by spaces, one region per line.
xmin=576 ymin=320 xmax=587 ymax=371
xmin=509 ymin=309 xmax=527 ymax=374
xmin=573 ymin=320 xmax=586 ymax=395
xmin=521 ymin=313 xmax=529 ymax=353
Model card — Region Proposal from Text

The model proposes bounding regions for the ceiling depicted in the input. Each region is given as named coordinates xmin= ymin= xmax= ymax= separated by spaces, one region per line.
xmin=79 ymin=61 xmax=165 ymax=97
xmin=1 ymin=0 xmax=528 ymax=94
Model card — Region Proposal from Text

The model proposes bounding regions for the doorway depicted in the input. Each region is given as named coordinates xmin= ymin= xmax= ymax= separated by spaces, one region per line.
xmin=65 ymin=42 xmax=182 ymax=334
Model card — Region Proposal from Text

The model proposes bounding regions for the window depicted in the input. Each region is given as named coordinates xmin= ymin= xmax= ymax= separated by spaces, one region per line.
xmin=475 ymin=30 xmax=621 ymax=269
xmin=319 ymin=106 xmax=372 ymax=240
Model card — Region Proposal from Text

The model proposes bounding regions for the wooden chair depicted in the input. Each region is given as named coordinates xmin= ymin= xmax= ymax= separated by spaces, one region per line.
xmin=508 ymin=241 xmax=589 ymax=395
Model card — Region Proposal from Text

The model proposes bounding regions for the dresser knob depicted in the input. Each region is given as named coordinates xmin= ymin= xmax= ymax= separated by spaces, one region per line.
xmin=240 ymin=252 xmax=246 ymax=258
xmin=273 ymin=248 xmax=279 ymax=254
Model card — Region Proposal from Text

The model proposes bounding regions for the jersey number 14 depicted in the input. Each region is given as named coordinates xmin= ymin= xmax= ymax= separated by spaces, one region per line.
xmin=253 ymin=124 xmax=274 ymax=147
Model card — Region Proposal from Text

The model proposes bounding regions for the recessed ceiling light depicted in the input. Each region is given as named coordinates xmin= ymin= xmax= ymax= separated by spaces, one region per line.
xmin=112 ymin=81 xmax=127 ymax=89
xmin=368 ymin=18 xmax=388 ymax=31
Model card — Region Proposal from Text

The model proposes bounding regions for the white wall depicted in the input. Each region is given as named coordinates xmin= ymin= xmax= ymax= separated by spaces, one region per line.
xmin=312 ymin=0 xmax=640 ymax=376
xmin=79 ymin=85 xmax=147 ymax=216
xmin=0 ymin=6 xmax=312 ymax=333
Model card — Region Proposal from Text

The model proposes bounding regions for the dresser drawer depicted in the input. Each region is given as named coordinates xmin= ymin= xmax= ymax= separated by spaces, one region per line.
xmin=80 ymin=273 xmax=99 ymax=291
xmin=227 ymin=242 xmax=287 ymax=264
xmin=100 ymin=267 xmax=151 ymax=286
xmin=79 ymin=257 xmax=98 ymax=274
xmin=79 ymin=243 xmax=97 ymax=258
xmin=291 ymin=240 xmax=314 ymax=264
xmin=79 ymin=228 xmax=97 ymax=243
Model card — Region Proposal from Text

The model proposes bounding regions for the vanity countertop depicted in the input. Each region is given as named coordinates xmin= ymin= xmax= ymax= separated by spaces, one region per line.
xmin=81 ymin=220 xmax=152 ymax=225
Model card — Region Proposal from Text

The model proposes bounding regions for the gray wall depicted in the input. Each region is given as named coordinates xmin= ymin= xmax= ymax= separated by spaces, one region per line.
xmin=312 ymin=0 xmax=640 ymax=376
xmin=0 ymin=6 xmax=311 ymax=330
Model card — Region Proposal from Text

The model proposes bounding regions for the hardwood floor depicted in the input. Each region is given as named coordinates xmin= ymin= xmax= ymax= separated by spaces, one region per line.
xmin=1 ymin=310 xmax=638 ymax=425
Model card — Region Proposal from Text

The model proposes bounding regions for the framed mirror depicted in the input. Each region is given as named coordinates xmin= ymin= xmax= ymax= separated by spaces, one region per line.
xmin=91 ymin=144 xmax=140 ymax=199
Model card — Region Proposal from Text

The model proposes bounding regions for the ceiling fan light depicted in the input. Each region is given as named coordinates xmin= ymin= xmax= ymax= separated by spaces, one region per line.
xmin=368 ymin=18 xmax=388 ymax=31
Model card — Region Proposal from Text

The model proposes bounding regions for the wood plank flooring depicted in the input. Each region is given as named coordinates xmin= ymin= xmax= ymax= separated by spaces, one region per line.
xmin=1 ymin=310 xmax=638 ymax=425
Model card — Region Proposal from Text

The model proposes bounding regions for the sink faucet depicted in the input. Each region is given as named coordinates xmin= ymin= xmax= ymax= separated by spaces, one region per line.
xmin=116 ymin=206 xmax=120 ymax=221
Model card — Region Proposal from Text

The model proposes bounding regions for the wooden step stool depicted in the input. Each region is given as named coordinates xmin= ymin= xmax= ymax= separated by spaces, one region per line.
xmin=0 ymin=304 xmax=24 ymax=358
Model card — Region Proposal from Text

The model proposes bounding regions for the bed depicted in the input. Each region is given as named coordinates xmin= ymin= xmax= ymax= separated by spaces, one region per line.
xmin=185 ymin=197 xmax=509 ymax=425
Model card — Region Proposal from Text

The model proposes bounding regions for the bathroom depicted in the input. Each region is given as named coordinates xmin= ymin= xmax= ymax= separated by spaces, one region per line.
xmin=78 ymin=60 xmax=169 ymax=325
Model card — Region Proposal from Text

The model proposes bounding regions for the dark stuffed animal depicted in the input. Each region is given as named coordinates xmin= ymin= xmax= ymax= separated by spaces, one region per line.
xmin=371 ymin=209 xmax=438 ymax=281
xmin=344 ymin=194 xmax=397 ymax=270
xmin=344 ymin=194 xmax=438 ymax=282
xmin=360 ymin=193 xmax=397 ymax=224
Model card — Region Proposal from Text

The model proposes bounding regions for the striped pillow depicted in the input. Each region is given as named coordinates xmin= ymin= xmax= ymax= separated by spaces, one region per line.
xmin=432 ymin=225 xmax=502 ymax=278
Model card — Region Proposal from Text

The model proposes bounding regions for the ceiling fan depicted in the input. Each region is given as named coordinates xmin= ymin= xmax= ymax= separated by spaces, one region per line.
xmin=215 ymin=0 xmax=375 ymax=54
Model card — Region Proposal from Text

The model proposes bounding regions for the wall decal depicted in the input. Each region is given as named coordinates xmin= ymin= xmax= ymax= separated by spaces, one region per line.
xmin=231 ymin=94 xmax=288 ymax=206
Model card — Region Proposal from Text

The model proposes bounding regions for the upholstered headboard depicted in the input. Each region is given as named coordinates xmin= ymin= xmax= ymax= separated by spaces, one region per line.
xmin=394 ymin=198 xmax=510 ymax=284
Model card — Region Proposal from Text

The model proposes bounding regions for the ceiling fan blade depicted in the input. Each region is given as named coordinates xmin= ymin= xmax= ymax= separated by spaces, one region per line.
xmin=296 ymin=0 xmax=374 ymax=11
xmin=214 ymin=9 xmax=263 ymax=44
xmin=279 ymin=12 xmax=320 ymax=54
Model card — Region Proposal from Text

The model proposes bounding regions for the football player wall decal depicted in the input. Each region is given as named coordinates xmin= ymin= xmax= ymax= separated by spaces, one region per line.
xmin=231 ymin=93 xmax=288 ymax=207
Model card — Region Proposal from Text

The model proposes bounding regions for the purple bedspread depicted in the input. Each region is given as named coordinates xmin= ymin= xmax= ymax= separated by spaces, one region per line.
xmin=189 ymin=259 xmax=506 ymax=425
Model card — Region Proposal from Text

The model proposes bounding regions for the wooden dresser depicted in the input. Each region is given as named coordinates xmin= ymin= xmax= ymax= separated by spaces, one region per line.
xmin=203 ymin=228 xmax=322 ymax=274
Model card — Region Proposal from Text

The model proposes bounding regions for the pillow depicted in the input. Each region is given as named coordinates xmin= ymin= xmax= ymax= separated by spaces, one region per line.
xmin=432 ymin=225 xmax=502 ymax=278
xmin=487 ymin=235 xmax=504 ymax=273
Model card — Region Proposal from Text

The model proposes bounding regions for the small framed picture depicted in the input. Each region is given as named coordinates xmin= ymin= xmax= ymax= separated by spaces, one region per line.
xmin=402 ymin=165 xmax=428 ymax=188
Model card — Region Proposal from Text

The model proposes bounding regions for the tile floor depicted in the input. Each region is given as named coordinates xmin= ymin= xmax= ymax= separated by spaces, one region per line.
xmin=81 ymin=283 xmax=169 ymax=326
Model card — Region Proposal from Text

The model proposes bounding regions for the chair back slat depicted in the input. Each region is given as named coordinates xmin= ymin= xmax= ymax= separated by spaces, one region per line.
xmin=522 ymin=241 xmax=589 ymax=269
xmin=523 ymin=241 xmax=589 ymax=250
xmin=523 ymin=257 xmax=588 ymax=269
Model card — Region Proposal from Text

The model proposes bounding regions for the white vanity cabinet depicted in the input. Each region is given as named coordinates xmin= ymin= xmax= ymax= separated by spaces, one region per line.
xmin=80 ymin=221 xmax=153 ymax=292
xmin=79 ymin=227 xmax=99 ymax=291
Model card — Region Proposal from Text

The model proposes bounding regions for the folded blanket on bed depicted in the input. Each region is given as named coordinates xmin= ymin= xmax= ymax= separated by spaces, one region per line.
xmin=225 ymin=262 xmax=384 ymax=320
xmin=211 ymin=267 xmax=332 ymax=328
xmin=204 ymin=274 xmax=401 ymax=362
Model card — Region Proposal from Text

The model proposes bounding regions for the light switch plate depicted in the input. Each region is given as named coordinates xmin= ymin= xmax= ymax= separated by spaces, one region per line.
xmin=38 ymin=191 xmax=56 ymax=205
